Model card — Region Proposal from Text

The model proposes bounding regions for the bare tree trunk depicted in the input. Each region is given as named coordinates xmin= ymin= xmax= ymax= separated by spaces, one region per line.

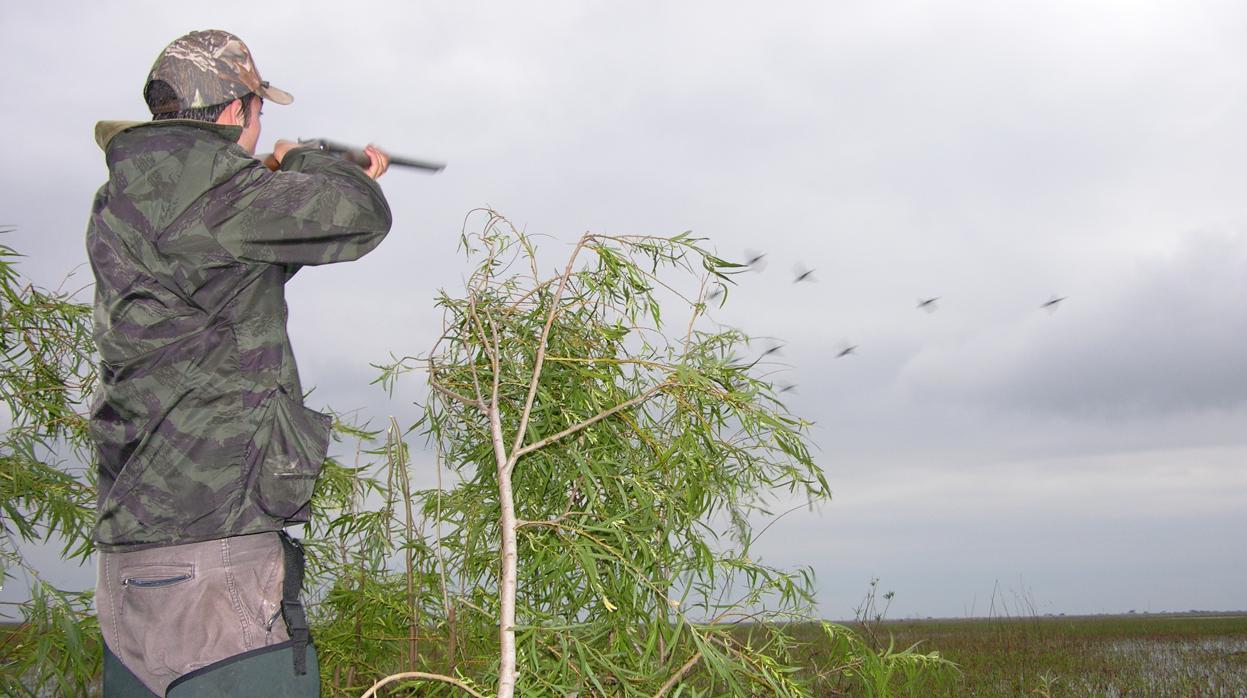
xmin=496 ymin=466 xmax=519 ymax=698
xmin=404 ymin=471 xmax=418 ymax=671
xmin=491 ymin=405 xmax=519 ymax=698
xmin=434 ymin=448 xmax=459 ymax=673
xmin=447 ymin=605 xmax=459 ymax=674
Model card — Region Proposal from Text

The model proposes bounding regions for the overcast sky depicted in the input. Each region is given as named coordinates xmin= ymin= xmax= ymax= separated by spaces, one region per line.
xmin=2 ymin=0 xmax=1245 ymax=619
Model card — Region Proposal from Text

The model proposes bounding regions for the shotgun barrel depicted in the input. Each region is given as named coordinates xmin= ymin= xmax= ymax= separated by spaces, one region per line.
xmin=299 ymin=138 xmax=446 ymax=173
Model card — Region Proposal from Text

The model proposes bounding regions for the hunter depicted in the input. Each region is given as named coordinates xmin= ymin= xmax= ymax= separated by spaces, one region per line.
xmin=86 ymin=29 xmax=392 ymax=696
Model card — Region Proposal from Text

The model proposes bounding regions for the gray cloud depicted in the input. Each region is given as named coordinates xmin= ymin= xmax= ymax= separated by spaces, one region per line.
xmin=897 ymin=230 xmax=1247 ymax=418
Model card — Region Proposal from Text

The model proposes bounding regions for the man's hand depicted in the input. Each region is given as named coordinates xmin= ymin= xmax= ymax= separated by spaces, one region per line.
xmin=363 ymin=144 xmax=390 ymax=180
xmin=259 ymin=139 xmax=301 ymax=171
xmin=259 ymin=140 xmax=390 ymax=179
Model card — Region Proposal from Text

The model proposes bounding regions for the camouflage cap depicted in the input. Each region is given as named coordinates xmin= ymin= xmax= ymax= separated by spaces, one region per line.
xmin=145 ymin=30 xmax=293 ymax=114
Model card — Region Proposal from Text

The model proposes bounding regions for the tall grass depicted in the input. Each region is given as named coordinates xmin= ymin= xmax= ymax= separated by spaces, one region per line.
xmin=825 ymin=613 xmax=1247 ymax=697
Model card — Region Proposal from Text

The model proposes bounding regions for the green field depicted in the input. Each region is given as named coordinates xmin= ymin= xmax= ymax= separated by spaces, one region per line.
xmin=784 ymin=612 xmax=1247 ymax=697
xmin=6 ymin=613 xmax=1247 ymax=695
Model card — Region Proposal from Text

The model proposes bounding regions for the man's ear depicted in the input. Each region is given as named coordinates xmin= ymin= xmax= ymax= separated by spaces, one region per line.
xmin=215 ymin=98 xmax=244 ymax=126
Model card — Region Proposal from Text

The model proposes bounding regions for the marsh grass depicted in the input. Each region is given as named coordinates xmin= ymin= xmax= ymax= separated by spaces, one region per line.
xmin=781 ymin=613 xmax=1247 ymax=697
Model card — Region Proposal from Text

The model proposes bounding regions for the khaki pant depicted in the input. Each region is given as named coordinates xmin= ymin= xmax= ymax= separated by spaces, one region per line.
xmin=96 ymin=532 xmax=291 ymax=695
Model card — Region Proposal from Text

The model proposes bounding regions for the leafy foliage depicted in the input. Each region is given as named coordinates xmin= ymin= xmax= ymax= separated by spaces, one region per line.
xmin=0 ymin=236 xmax=100 ymax=693
xmin=358 ymin=210 xmax=836 ymax=695
xmin=813 ymin=623 xmax=960 ymax=697
xmin=0 ymin=584 xmax=101 ymax=697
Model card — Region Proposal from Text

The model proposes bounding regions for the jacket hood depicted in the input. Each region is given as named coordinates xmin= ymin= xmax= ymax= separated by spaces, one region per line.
xmin=94 ymin=119 xmax=243 ymax=151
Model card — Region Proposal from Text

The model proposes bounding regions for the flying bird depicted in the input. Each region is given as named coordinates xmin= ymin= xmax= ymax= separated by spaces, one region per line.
xmin=1041 ymin=296 xmax=1067 ymax=312
xmin=744 ymin=250 xmax=768 ymax=272
xmin=706 ymin=286 xmax=724 ymax=302
xmin=836 ymin=345 xmax=857 ymax=358
xmin=778 ymin=383 xmax=798 ymax=394
xmin=792 ymin=264 xmax=816 ymax=284
xmin=917 ymin=297 xmax=940 ymax=312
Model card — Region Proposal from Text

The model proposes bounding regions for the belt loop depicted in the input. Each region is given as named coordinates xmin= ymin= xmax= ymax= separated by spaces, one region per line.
xmin=278 ymin=530 xmax=311 ymax=675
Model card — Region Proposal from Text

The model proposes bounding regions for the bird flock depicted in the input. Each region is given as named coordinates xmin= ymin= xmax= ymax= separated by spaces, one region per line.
xmin=714 ymin=250 xmax=1067 ymax=395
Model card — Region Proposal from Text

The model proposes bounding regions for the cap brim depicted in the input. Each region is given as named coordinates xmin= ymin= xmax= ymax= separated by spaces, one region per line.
xmin=258 ymin=83 xmax=293 ymax=105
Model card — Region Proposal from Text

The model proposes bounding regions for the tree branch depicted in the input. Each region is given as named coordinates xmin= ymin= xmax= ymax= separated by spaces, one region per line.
xmin=429 ymin=372 xmax=485 ymax=411
xmin=359 ymin=671 xmax=486 ymax=698
xmin=514 ymin=381 xmax=669 ymax=459
xmin=509 ymin=234 xmax=592 ymax=464
xmin=462 ymin=299 xmax=487 ymax=406
xmin=653 ymin=650 xmax=703 ymax=698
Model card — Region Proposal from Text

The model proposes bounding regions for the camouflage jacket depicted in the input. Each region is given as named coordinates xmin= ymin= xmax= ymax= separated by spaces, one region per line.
xmin=86 ymin=119 xmax=391 ymax=551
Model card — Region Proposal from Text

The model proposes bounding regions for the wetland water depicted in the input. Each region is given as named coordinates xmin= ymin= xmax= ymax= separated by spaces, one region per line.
xmin=852 ymin=612 xmax=1247 ymax=697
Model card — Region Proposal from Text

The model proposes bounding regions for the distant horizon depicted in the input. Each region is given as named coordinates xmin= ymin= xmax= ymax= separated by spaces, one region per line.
xmin=836 ymin=609 xmax=1247 ymax=624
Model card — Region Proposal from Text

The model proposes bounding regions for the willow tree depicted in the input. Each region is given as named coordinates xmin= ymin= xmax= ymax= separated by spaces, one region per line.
xmin=0 ymin=238 xmax=100 ymax=695
xmin=367 ymin=210 xmax=831 ymax=697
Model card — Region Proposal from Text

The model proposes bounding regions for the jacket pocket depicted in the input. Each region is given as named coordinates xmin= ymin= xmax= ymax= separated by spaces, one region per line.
xmin=253 ymin=387 xmax=332 ymax=521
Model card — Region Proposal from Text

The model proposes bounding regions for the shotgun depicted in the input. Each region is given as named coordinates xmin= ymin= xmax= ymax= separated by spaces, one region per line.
xmin=299 ymin=138 xmax=446 ymax=173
